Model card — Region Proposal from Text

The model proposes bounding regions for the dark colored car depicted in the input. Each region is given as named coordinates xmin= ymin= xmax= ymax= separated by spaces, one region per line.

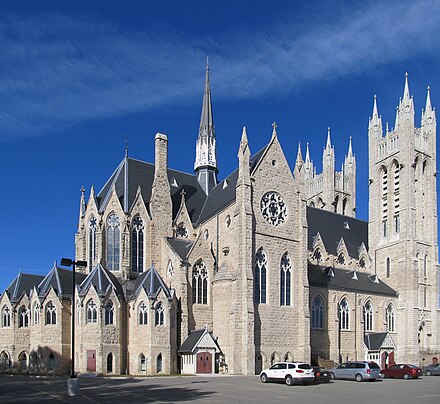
xmin=313 ymin=366 xmax=332 ymax=383
xmin=423 ymin=363 xmax=440 ymax=376
xmin=381 ymin=364 xmax=422 ymax=379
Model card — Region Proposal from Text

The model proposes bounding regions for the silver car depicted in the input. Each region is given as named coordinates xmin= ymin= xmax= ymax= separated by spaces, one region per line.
xmin=424 ymin=363 xmax=440 ymax=376
xmin=330 ymin=361 xmax=381 ymax=382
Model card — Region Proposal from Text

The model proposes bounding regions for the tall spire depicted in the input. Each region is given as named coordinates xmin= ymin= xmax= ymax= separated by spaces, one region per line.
xmin=326 ymin=127 xmax=332 ymax=150
xmin=295 ymin=142 xmax=303 ymax=167
xmin=372 ymin=95 xmax=378 ymax=119
xmin=194 ymin=58 xmax=218 ymax=194
xmin=305 ymin=142 xmax=311 ymax=164
xmin=426 ymin=86 xmax=432 ymax=113
xmin=403 ymin=72 xmax=410 ymax=102
xmin=198 ymin=57 xmax=214 ymax=140
xmin=347 ymin=136 xmax=353 ymax=157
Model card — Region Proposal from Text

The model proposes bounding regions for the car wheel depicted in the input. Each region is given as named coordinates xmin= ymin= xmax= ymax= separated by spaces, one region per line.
xmin=426 ymin=370 xmax=432 ymax=376
xmin=285 ymin=375 xmax=294 ymax=386
xmin=260 ymin=373 xmax=268 ymax=383
xmin=403 ymin=373 xmax=409 ymax=380
xmin=355 ymin=373 xmax=363 ymax=382
xmin=330 ymin=372 xmax=335 ymax=380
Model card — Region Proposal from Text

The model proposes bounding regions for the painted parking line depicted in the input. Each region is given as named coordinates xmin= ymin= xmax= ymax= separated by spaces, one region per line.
xmin=30 ymin=386 xmax=71 ymax=403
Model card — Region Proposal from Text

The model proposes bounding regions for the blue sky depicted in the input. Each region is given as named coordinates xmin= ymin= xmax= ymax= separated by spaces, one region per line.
xmin=1 ymin=0 xmax=440 ymax=292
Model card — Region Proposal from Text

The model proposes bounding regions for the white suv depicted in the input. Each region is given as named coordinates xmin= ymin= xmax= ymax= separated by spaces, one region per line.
xmin=260 ymin=362 xmax=315 ymax=385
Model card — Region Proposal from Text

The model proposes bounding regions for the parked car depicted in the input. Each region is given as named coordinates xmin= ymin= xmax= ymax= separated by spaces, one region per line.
xmin=260 ymin=362 xmax=315 ymax=385
xmin=329 ymin=361 xmax=381 ymax=382
xmin=381 ymin=364 xmax=422 ymax=379
xmin=423 ymin=363 xmax=440 ymax=376
xmin=313 ymin=366 xmax=332 ymax=383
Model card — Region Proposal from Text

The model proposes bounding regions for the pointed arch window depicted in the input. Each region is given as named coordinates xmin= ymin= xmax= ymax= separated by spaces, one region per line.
xmin=364 ymin=301 xmax=373 ymax=331
xmin=138 ymin=302 xmax=148 ymax=325
xmin=386 ymin=303 xmax=395 ymax=332
xmin=105 ymin=301 xmax=114 ymax=325
xmin=386 ymin=257 xmax=391 ymax=278
xmin=131 ymin=216 xmax=144 ymax=273
xmin=18 ymin=306 xmax=29 ymax=328
xmin=2 ymin=306 xmax=11 ymax=327
xmin=280 ymin=253 xmax=291 ymax=306
xmin=106 ymin=213 xmax=120 ymax=271
xmin=155 ymin=303 xmax=164 ymax=326
xmin=48 ymin=353 xmax=55 ymax=371
xmin=311 ymin=295 xmax=324 ymax=329
xmin=156 ymin=353 xmax=163 ymax=373
xmin=107 ymin=353 xmax=113 ymax=373
xmin=381 ymin=166 xmax=388 ymax=237
xmin=34 ymin=304 xmax=40 ymax=325
xmin=88 ymin=215 xmax=97 ymax=269
xmin=139 ymin=353 xmax=147 ymax=372
xmin=86 ymin=300 xmax=98 ymax=323
xmin=393 ymin=162 xmax=400 ymax=233
xmin=254 ymin=248 xmax=267 ymax=304
xmin=339 ymin=298 xmax=349 ymax=330
xmin=45 ymin=302 xmax=56 ymax=325
xmin=0 ymin=351 xmax=10 ymax=371
xmin=192 ymin=260 xmax=208 ymax=304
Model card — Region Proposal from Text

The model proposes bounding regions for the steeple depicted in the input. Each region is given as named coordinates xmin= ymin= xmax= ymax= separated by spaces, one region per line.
xmin=422 ymin=86 xmax=436 ymax=127
xmin=194 ymin=58 xmax=218 ymax=194
xmin=347 ymin=136 xmax=353 ymax=158
xmin=368 ymin=95 xmax=383 ymax=138
xmin=403 ymin=72 xmax=410 ymax=102
xmin=326 ymin=127 xmax=332 ymax=150
xmin=295 ymin=142 xmax=303 ymax=168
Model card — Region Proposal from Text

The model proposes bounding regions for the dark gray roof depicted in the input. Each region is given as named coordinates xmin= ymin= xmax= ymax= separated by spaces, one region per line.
xmin=38 ymin=264 xmax=87 ymax=298
xmin=97 ymin=157 xmax=207 ymax=225
xmin=307 ymin=206 xmax=368 ymax=258
xmin=179 ymin=329 xmax=206 ymax=353
xmin=178 ymin=328 xmax=221 ymax=354
xmin=130 ymin=265 xmax=173 ymax=300
xmin=166 ymin=238 xmax=194 ymax=261
xmin=79 ymin=263 xmax=124 ymax=299
xmin=364 ymin=332 xmax=389 ymax=350
xmin=4 ymin=273 xmax=45 ymax=303
xmin=197 ymin=146 xmax=266 ymax=224
xmin=308 ymin=264 xmax=397 ymax=297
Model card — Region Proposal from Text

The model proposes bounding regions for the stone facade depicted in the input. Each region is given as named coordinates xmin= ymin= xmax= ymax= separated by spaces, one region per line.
xmin=0 ymin=72 xmax=438 ymax=376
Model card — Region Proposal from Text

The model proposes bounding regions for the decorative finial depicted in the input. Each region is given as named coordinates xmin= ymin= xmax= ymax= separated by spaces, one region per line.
xmin=206 ymin=56 xmax=209 ymax=70
xmin=272 ymin=121 xmax=277 ymax=136
xmin=180 ymin=188 xmax=186 ymax=197
xmin=80 ymin=186 xmax=85 ymax=195
xmin=125 ymin=134 xmax=129 ymax=157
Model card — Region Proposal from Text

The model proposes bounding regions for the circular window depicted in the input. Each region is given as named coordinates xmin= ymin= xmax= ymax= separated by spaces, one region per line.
xmin=176 ymin=223 xmax=188 ymax=238
xmin=260 ymin=192 xmax=287 ymax=226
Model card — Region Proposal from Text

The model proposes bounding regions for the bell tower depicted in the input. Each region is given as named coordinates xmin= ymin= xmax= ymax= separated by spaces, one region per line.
xmin=368 ymin=73 xmax=439 ymax=365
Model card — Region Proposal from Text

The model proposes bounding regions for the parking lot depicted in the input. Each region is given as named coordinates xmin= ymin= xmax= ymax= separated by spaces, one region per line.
xmin=0 ymin=374 xmax=439 ymax=404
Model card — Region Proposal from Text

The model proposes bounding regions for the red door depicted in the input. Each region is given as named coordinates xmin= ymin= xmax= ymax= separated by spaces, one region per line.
xmin=389 ymin=351 xmax=395 ymax=367
xmin=87 ymin=350 xmax=96 ymax=372
xmin=196 ymin=352 xmax=212 ymax=373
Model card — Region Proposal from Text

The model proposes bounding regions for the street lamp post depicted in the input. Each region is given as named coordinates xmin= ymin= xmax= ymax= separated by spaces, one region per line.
xmin=61 ymin=258 xmax=87 ymax=397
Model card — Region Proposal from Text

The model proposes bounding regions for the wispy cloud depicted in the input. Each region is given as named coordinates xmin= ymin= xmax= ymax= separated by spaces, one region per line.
xmin=0 ymin=0 xmax=439 ymax=139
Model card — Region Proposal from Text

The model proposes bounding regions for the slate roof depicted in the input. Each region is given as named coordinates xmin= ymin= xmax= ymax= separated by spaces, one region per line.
xmin=130 ymin=265 xmax=173 ymax=300
xmin=97 ymin=157 xmax=206 ymax=225
xmin=308 ymin=264 xmax=397 ymax=297
xmin=197 ymin=146 xmax=266 ymax=224
xmin=79 ymin=263 xmax=125 ymax=298
xmin=178 ymin=328 xmax=221 ymax=354
xmin=364 ymin=332 xmax=393 ymax=350
xmin=3 ymin=273 xmax=45 ymax=303
xmin=307 ymin=206 xmax=368 ymax=258
xmin=166 ymin=238 xmax=193 ymax=261
xmin=38 ymin=264 xmax=87 ymax=298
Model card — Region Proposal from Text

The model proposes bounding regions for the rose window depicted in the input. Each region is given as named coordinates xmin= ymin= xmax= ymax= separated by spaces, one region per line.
xmin=260 ymin=192 xmax=287 ymax=226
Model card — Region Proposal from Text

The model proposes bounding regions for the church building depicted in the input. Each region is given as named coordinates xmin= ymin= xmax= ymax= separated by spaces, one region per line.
xmin=0 ymin=66 xmax=439 ymax=375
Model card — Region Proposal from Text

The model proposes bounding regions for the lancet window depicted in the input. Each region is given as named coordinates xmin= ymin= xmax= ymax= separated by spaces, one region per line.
xmin=254 ymin=248 xmax=267 ymax=304
xmin=131 ymin=216 xmax=144 ymax=273
xmin=311 ymin=295 xmax=324 ymax=329
xmin=339 ymin=298 xmax=349 ymax=330
xmin=106 ymin=213 xmax=120 ymax=271
xmin=192 ymin=260 xmax=208 ymax=304
xmin=280 ymin=253 xmax=291 ymax=306
xmin=88 ymin=215 xmax=97 ymax=269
